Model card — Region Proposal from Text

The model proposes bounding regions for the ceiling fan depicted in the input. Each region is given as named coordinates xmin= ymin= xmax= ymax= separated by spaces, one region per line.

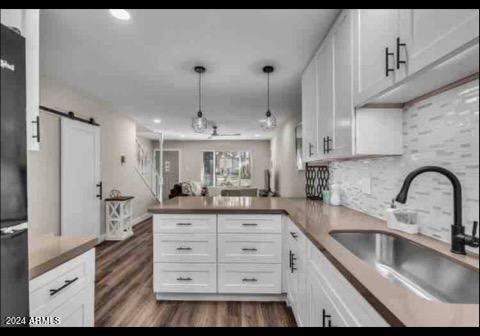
xmin=208 ymin=125 xmax=241 ymax=139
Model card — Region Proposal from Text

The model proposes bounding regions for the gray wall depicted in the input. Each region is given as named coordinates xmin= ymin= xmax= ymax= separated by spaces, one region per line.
xmin=28 ymin=77 xmax=158 ymax=236
xmin=270 ymin=115 xmax=306 ymax=197
xmin=163 ymin=140 xmax=271 ymax=196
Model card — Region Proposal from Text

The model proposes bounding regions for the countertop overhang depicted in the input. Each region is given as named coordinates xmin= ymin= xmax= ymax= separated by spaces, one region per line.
xmin=149 ymin=196 xmax=480 ymax=327
xmin=28 ymin=234 xmax=97 ymax=280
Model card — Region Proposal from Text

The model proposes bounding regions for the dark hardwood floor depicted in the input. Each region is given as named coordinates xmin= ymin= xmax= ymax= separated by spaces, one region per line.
xmin=94 ymin=219 xmax=297 ymax=327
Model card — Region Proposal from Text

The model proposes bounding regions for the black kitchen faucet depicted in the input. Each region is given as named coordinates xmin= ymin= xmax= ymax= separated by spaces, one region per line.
xmin=394 ymin=166 xmax=479 ymax=255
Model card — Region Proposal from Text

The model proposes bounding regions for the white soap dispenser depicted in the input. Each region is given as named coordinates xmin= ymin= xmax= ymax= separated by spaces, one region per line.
xmin=385 ymin=199 xmax=399 ymax=230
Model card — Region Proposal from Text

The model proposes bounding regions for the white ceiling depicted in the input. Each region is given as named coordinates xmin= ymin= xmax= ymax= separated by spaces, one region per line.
xmin=39 ymin=9 xmax=340 ymax=140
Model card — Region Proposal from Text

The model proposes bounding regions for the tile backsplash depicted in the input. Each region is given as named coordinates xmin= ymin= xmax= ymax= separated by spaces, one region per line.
xmin=330 ymin=79 xmax=479 ymax=249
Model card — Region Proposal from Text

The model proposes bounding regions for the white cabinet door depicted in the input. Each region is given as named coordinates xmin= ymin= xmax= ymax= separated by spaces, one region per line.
xmin=331 ymin=10 xmax=354 ymax=158
xmin=315 ymin=35 xmax=334 ymax=160
xmin=301 ymin=59 xmax=318 ymax=161
xmin=353 ymin=9 xmax=399 ymax=105
xmin=307 ymin=265 xmax=349 ymax=327
xmin=399 ymin=9 xmax=479 ymax=76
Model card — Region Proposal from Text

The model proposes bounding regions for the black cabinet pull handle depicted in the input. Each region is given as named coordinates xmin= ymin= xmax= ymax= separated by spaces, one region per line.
xmin=176 ymin=246 xmax=192 ymax=251
xmin=176 ymin=277 xmax=192 ymax=281
xmin=49 ymin=277 xmax=79 ymax=296
xmin=290 ymin=232 xmax=298 ymax=239
xmin=396 ymin=37 xmax=406 ymax=69
xmin=385 ymin=47 xmax=394 ymax=77
xmin=242 ymin=278 xmax=258 ymax=282
xmin=309 ymin=143 xmax=313 ymax=157
xmin=326 ymin=136 xmax=332 ymax=153
xmin=32 ymin=116 xmax=40 ymax=142
xmin=291 ymin=252 xmax=297 ymax=273
xmin=289 ymin=250 xmax=293 ymax=271
xmin=176 ymin=222 xmax=192 ymax=226
xmin=322 ymin=137 xmax=327 ymax=154
xmin=322 ymin=309 xmax=332 ymax=327
xmin=242 ymin=248 xmax=257 ymax=251
xmin=242 ymin=223 xmax=258 ymax=226
xmin=96 ymin=182 xmax=102 ymax=200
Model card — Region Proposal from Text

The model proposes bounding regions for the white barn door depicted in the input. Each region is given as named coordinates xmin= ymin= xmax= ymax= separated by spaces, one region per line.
xmin=61 ymin=118 xmax=101 ymax=239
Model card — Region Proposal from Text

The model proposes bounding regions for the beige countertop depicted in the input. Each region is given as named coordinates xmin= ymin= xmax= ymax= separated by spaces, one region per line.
xmin=149 ymin=196 xmax=479 ymax=327
xmin=28 ymin=234 xmax=97 ymax=280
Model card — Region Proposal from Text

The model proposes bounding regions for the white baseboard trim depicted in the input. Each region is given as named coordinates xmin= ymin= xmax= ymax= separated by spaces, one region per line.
xmin=155 ymin=293 xmax=287 ymax=302
xmin=132 ymin=213 xmax=153 ymax=226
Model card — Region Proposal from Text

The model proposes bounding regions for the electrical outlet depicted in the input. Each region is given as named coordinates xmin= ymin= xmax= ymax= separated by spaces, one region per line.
xmin=359 ymin=177 xmax=371 ymax=194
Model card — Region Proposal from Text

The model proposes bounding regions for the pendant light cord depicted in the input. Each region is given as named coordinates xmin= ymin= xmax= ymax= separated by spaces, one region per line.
xmin=267 ymin=72 xmax=270 ymax=112
xmin=198 ymin=70 xmax=202 ymax=112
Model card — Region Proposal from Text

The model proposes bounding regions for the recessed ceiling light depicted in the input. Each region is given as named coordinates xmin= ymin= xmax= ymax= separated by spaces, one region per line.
xmin=254 ymin=134 xmax=261 ymax=137
xmin=180 ymin=134 xmax=186 ymax=138
xmin=109 ymin=9 xmax=131 ymax=21
xmin=153 ymin=119 xmax=161 ymax=124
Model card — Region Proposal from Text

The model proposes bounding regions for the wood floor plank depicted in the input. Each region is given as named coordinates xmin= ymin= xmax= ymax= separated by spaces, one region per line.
xmin=94 ymin=219 xmax=296 ymax=327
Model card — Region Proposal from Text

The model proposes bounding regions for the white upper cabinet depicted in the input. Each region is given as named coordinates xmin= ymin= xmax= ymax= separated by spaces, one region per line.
xmin=315 ymin=35 xmax=334 ymax=160
xmin=399 ymin=9 xmax=479 ymax=76
xmin=352 ymin=9 xmax=478 ymax=105
xmin=353 ymin=9 xmax=399 ymax=106
xmin=331 ymin=11 xmax=354 ymax=158
xmin=1 ymin=9 xmax=40 ymax=151
xmin=301 ymin=59 xmax=317 ymax=161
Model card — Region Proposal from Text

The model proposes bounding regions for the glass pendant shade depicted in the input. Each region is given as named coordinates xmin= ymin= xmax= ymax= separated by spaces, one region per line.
xmin=192 ymin=110 xmax=208 ymax=133
xmin=260 ymin=110 xmax=277 ymax=131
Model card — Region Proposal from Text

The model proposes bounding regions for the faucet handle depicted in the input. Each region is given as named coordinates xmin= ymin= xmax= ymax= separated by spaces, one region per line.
xmin=472 ymin=221 xmax=478 ymax=238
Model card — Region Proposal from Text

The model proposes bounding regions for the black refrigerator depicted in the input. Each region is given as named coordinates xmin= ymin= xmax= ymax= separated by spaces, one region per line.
xmin=0 ymin=23 xmax=29 ymax=327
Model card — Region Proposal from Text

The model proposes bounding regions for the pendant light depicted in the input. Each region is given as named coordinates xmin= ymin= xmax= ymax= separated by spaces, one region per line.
xmin=260 ymin=65 xmax=277 ymax=131
xmin=192 ymin=66 xmax=208 ymax=133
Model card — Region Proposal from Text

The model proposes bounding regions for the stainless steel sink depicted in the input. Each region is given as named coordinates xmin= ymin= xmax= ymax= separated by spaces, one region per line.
xmin=330 ymin=231 xmax=479 ymax=304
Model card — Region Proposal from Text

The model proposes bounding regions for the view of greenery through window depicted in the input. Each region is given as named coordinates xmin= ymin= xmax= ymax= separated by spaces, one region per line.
xmin=202 ymin=151 xmax=252 ymax=187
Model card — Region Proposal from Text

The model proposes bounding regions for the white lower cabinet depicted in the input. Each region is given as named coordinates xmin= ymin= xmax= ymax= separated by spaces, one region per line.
xmin=304 ymin=241 xmax=388 ymax=327
xmin=29 ymin=249 xmax=95 ymax=327
xmin=153 ymin=214 xmax=282 ymax=296
xmin=153 ymin=213 xmax=388 ymax=326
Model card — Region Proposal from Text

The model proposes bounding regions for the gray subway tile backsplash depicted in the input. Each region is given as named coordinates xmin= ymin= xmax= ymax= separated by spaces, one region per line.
xmin=330 ymin=80 xmax=479 ymax=252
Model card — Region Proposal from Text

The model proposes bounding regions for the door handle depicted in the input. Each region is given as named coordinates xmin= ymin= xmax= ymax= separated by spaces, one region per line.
xmin=176 ymin=277 xmax=192 ymax=281
xmin=309 ymin=143 xmax=314 ymax=157
xmin=385 ymin=47 xmax=394 ymax=77
xmin=176 ymin=222 xmax=192 ymax=226
xmin=291 ymin=252 xmax=297 ymax=273
xmin=32 ymin=116 xmax=40 ymax=143
xmin=242 ymin=248 xmax=257 ymax=252
xmin=242 ymin=223 xmax=258 ymax=226
xmin=323 ymin=137 xmax=327 ymax=154
xmin=96 ymin=182 xmax=102 ymax=200
xmin=396 ymin=37 xmax=406 ymax=69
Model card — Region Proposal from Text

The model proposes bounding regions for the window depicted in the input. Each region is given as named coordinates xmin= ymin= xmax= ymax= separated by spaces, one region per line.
xmin=202 ymin=151 xmax=252 ymax=187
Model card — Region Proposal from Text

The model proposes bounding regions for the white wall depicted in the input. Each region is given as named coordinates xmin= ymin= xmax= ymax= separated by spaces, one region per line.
xmin=163 ymin=140 xmax=271 ymax=196
xmin=270 ymin=115 xmax=306 ymax=197
xmin=27 ymin=77 xmax=157 ymax=236
xmin=330 ymin=80 xmax=479 ymax=250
